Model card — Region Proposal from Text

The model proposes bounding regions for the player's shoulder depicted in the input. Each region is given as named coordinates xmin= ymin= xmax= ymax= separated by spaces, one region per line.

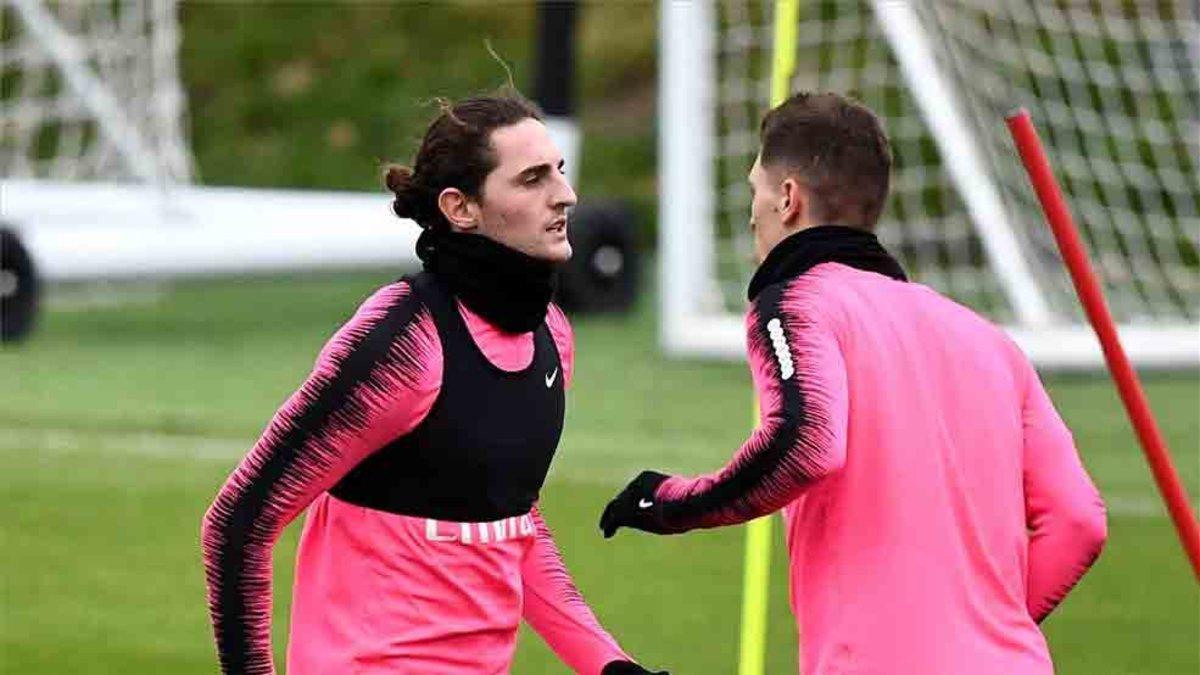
xmin=918 ymin=282 xmax=1011 ymax=339
xmin=544 ymin=302 xmax=575 ymax=385
xmin=913 ymin=282 xmax=1033 ymax=375
xmin=352 ymin=278 xmax=428 ymax=321
xmin=329 ymin=278 xmax=437 ymax=353
xmin=546 ymin=300 xmax=571 ymax=327
xmin=308 ymin=278 xmax=442 ymax=392
xmin=747 ymin=274 xmax=831 ymax=328
xmin=545 ymin=301 xmax=574 ymax=347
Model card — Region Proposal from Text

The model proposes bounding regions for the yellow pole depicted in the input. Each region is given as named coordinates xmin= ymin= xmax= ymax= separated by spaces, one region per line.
xmin=771 ymin=0 xmax=800 ymax=107
xmin=736 ymin=470 xmax=773 ymax=675
xmin=737 ymin=2 xmax=799 ymax=674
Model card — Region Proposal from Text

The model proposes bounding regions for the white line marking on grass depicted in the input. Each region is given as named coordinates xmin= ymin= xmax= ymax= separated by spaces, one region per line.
xmin=44 ymin=281 xmax=169 ymax=312
xmin=3 ymin=426 xmax=1188 ymax=519
xmin=1100 ymin=496 xmax=1181 ymax=519
xmin=0 ymin=426 xmax=248 ymax=462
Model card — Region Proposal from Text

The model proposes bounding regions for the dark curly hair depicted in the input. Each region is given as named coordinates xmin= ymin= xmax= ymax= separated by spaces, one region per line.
xmin=385 ymin=93 xmax=543 ymax=232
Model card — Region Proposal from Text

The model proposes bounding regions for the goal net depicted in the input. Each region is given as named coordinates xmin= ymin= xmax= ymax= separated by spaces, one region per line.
xmin=1 ymin=0 xmax=192 ymax=183
xmin=660 ymin=0 xmax=1199 ymax=367
xmin=0 ymin=0 xmax=414 ymax=288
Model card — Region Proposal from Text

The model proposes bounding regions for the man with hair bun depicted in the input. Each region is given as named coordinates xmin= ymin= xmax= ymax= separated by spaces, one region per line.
xmin=202 ymin=92 xmax=666 ymax=675
xmin=600 ymin=91 xmax=1107 ymax=674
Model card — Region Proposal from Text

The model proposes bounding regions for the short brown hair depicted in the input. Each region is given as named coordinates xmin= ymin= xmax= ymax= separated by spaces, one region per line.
xmin=386 ymin=92 xmax=542 ymax=232
xmin=759 ymin=92 xmax=892 ymax=229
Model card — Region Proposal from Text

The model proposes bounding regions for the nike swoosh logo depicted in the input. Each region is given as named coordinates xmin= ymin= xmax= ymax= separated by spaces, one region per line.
xmin=638 ymin=498 xmax=654 ymax=509
xmin=545 ymin=368 xmax=559 ymax=388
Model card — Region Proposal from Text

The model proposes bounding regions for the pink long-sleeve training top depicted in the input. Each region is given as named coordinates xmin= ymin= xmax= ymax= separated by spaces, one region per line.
xmin=201 ymin=279 xmax=629 ymax=674
xmin=657 ymin=261 xmax=1107 ymax=674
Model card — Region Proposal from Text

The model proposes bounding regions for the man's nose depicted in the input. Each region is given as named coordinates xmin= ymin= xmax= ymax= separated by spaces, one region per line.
xmin=552 ymin=172 xmax=577 ymax=209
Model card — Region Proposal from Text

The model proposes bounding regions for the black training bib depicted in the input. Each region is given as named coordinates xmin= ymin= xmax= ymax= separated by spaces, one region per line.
xmin=330 ymin=272 xmax=565 ymax=521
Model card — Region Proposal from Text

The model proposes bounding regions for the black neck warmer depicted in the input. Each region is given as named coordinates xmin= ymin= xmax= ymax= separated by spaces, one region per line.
xmin=747 ymin=225 xmax=907 ymax=301
xmin=415 ymin=228 xmax=556 ymax=333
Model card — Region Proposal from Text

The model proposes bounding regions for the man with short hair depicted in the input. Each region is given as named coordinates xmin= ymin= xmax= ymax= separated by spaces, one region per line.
xmin=600 ymin=92 xmax=1107 ymax=674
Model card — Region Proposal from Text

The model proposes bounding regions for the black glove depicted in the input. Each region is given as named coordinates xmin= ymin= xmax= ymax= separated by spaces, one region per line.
xmin=599 ymin=470 xmax=672 ymax=538
xmin=602 ymin=660 xmax=670 ymax=675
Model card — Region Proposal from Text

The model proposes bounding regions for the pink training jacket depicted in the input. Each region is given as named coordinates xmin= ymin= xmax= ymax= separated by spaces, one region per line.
xmin=658 ymin=262 xmax=1107 ymax=674
xmin=201 ymin=281 xmax=629 ymax=674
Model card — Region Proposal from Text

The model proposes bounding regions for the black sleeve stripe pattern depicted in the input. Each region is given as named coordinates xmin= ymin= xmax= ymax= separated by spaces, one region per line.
xmin=201 ymin=282 xmax=432 ymax=674
xmin=663 ymin=280 xmax=822 ymax=529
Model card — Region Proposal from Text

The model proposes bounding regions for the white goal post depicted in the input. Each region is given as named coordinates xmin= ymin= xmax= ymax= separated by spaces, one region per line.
xmin=659 ymin=0 xmax=1200 ymax=369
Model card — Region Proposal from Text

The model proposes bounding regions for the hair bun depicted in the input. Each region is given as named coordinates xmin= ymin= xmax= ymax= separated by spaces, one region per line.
xmin=385 ymin=164 xmax=423 ymax=221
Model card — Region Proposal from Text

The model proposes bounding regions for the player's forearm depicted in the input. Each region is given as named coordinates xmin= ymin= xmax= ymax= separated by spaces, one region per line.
xmin=522 ymin=512 xmax=630 ymax=673
xmin=201 ymin=477 xmax=280 ymax=674
xmin=1020 ymin=361 xmax=1108 ymax=622
xmin=1026 ymin=496 xmax=1107 ymax=622
xmin=657 ymin=412 xmax=845 ymax=531
xmin=656 ymin=294 xmax=848 ymax=531
xmin=602 ymin=331 xmax=848 ymax=536
xmin=523 ymin=589 xmax=630 ymax=675
xmin=199 ymin=411 xmax=340 ymax=673
xmin=600 ymin=288 xmax=847 ymax=538
xmin=199 ymin=413 xmax=417 ymax=672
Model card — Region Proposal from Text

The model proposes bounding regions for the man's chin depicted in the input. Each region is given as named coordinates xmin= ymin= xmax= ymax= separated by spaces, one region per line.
xmin=544 ymin=243 xmax=573 ymax=264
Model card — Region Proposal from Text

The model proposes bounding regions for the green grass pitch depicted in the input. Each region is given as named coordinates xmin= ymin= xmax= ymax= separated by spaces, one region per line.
xmin=2 ymin=273 xmax=1196 ymax=673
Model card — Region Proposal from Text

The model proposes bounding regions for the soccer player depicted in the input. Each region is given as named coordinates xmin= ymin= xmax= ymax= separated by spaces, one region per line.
xmin=600 ymin=92 xmax=1107 ymax=674
xmin=201 ymin=93 xmax=666 ymax=675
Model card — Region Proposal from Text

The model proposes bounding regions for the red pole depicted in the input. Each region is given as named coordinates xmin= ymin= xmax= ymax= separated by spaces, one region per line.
xmin=1005 ymin=108 xmax=1200 ymax=582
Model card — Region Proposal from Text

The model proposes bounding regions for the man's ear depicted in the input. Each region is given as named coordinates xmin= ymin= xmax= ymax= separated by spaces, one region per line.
xmin=779 ymin=176 xmax=807 ymax=229
xmin=437 ymin=187 xmax=481 ymax=233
